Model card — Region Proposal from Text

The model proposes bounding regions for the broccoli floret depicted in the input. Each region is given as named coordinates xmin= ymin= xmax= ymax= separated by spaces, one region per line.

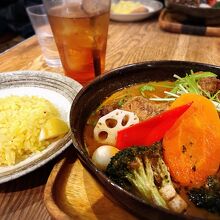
xmin=188 ymin=176 xmax=220 ymax=214
xmin=106 ymin=142 xmax=188 ymax=213
xmin=106 ymin=143 xmax=167 ymax=208
xmin=106 ymin=143 xmax=170 ymax=209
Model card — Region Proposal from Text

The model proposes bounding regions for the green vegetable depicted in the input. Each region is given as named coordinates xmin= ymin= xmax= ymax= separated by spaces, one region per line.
xmin=170 ymin=71 xmax=217 ymax=95
xmin=188 ymin=176 xmax=220 ymax=214
xmin=106 ymin=143 xmax=188 ymax=213
xmin=150 ymin=71 xmax=220 ymax=112
xmin=140 ymin=84 xmax=156 ymax=92
xmin=139 ymin=84 xmax=155 ymax=97
xmin=118 ymin=96 xmax=128 ymax=107
xmin=106 ymin=143 xmax=167 ymax=208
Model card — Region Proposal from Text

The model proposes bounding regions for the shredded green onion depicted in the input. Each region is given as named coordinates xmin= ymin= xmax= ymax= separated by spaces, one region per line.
xmin=149 ymin=71 xmax=220 ymax=112
xmin=140 ymin=85 xmax=155 ymax=92
xmin=139 ymin=84 xmax=155 ymax=98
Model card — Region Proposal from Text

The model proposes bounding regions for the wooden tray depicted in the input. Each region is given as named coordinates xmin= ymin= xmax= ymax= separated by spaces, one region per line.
xmin=44 ymin=148 xmax=137 ymax=219
xmin=159 ymin=9 xmax=220 ymax=37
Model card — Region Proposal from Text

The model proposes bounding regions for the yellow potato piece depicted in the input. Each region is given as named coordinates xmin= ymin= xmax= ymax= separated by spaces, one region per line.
xmin=39 ymin=117 xmax=69 ymax=141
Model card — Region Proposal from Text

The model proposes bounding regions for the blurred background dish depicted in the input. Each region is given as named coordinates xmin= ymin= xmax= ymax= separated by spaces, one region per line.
xmin=110 ymin=0 xmax=163 ymax=22
xmin=158 ymin=9 xmax=220 ymax=37
xmin=165 ymin=0 xmax=220 ymax=18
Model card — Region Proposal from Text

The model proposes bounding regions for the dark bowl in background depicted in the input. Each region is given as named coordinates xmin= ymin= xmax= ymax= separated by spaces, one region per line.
xmin=70 ymin=60 xmax=220 ymax=220
xmin=165 ymin=0 xmax=220 ymax=18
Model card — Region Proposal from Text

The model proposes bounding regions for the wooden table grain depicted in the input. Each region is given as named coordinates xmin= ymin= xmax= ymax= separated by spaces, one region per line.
xmin=0 ymin=19 xmax=220 ymax=220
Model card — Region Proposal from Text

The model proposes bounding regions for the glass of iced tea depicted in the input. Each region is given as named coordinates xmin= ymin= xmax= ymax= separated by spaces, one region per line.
xmin=43 ymin=0 xmax=111 ymax=85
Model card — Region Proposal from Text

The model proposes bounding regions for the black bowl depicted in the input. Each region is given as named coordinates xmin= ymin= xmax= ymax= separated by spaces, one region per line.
xmin=70 ymin=60 xmax=220 ymax=220
xmin=165 ymin=0 xmax=220 ymax=18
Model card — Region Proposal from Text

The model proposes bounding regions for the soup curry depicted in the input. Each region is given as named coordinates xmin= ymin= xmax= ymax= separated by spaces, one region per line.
xmin=84 ymin=73 xmax=220 ymax=219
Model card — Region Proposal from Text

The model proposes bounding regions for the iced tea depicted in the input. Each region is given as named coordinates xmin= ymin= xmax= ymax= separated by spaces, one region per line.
xmin=48 ymin=4 xmax=110 ymax=85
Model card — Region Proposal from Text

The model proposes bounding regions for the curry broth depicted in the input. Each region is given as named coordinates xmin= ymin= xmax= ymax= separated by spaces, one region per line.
xmin=84 ymin=81 xmax=172 ymax=155
xmin=83 ymin=80 xmax=220 ymax=220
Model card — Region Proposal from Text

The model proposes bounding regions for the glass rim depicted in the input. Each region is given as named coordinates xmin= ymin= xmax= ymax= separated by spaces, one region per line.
xmin=26 ymin=4 xmax=47 ymax=17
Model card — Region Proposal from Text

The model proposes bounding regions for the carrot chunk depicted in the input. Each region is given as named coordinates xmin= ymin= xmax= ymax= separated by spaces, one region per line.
xmin=163 ymin=93 xmax=220 ymax=187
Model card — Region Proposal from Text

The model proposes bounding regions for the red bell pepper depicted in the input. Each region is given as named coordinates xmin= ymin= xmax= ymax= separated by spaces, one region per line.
xmin=116 ymin=102 xmax=192 ymax=150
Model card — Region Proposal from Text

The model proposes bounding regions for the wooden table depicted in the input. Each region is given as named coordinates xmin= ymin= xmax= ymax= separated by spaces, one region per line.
xmin=0 ymin=19 xmax=220 ymax=220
